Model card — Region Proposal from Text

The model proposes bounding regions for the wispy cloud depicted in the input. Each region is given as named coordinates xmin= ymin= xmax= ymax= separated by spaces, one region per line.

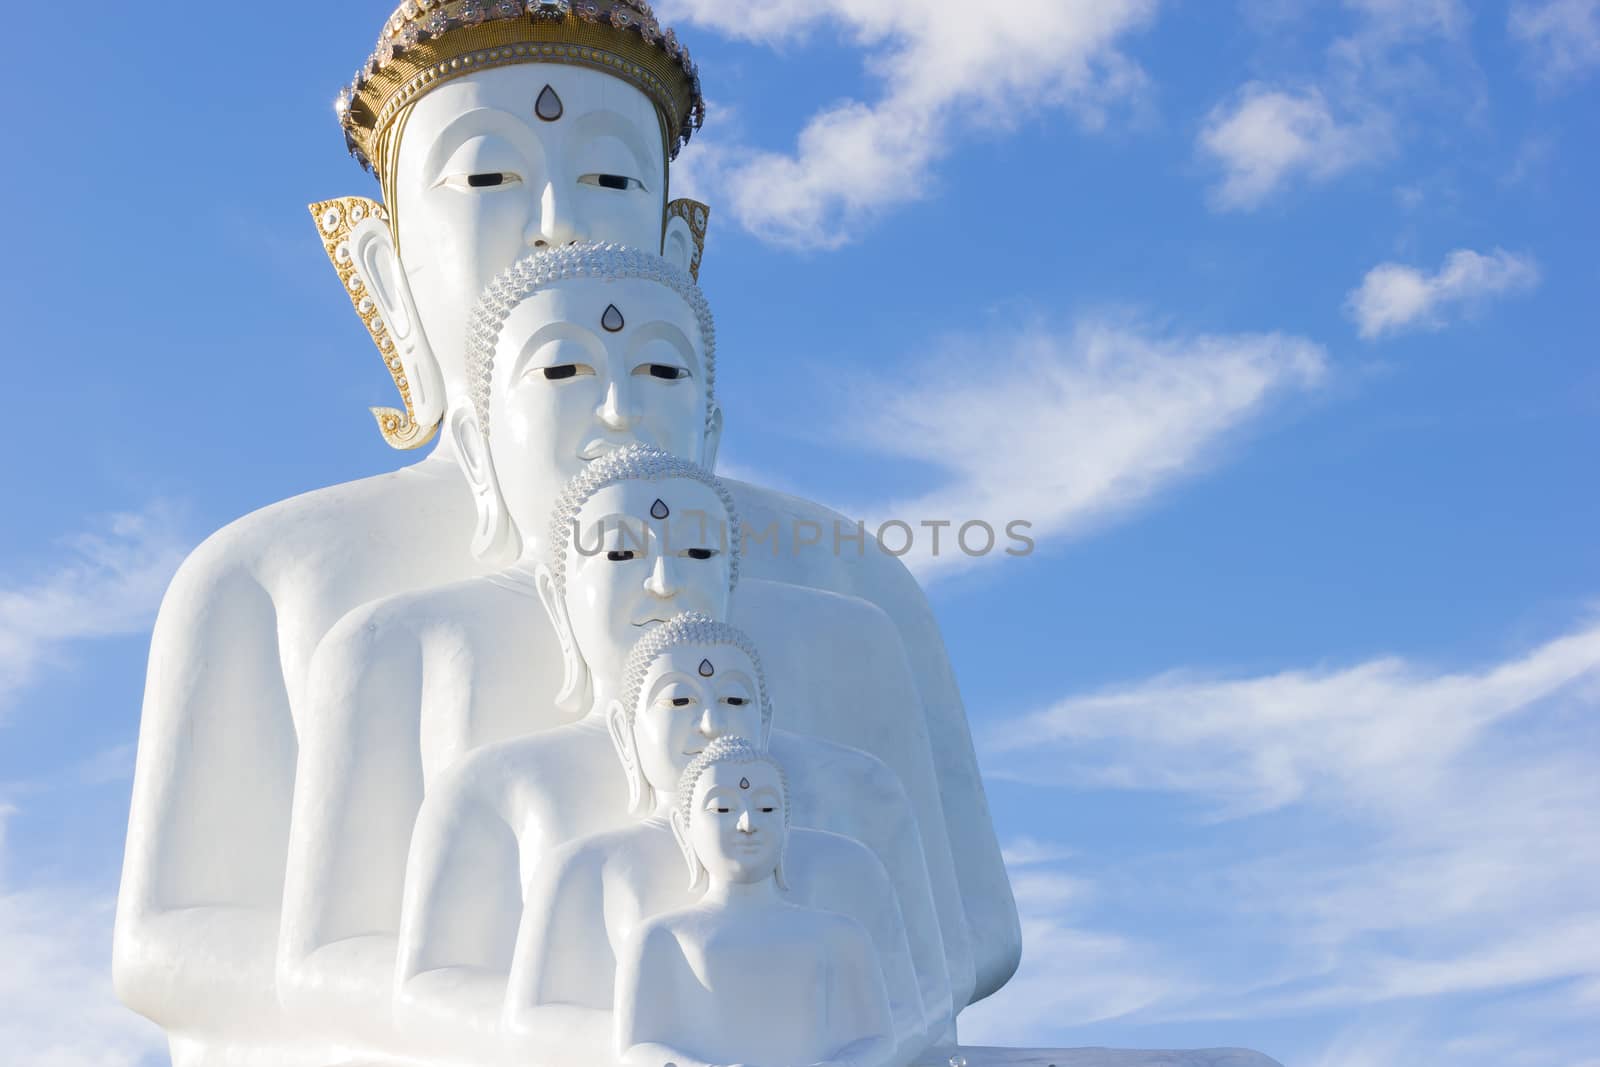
xmin=1339 ymin=0 xmax=1468 ymax=42
xmin=1510 ymin=0 xmax=1600 ymax=87
xmin=664 ymin=0 xmax=1157 ymax=249
xmin=1198 ymin=84 xmax=1385 ymax=210
xmin=962 ymin=852 xmax=1192 ymax=1043
xmin=1199 ymin=0 xmax=1477 ymax=211
xmin=0 ymin=505 xmax=190 ymax=712
xmin=1345 ymin=248 xmax=1540 ymax=340
xmin=975 ymin=619 xmax=1600 ymax=1061
xmin=843 ymin=318 xmax=1326 ymax=581
xmin=0 ymin=807 xmax=167 ymax=1067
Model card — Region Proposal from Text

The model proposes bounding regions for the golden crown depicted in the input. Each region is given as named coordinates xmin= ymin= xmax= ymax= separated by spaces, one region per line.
xmin=339 ymin=0 xmax=705 ymax=178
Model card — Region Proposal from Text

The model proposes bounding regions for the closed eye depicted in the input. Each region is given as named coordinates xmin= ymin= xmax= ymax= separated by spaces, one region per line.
xmin=579 ymin=173 xmax=646 ymax=192
xmin=670 ymin=697 xmax=694 ymax=708
xmin=443 ymin=171 xmax=524 ymax=191
xmin=683 ymin=548 xmax=716 ymax=561
xmin=761 ymin=806 xmax=775 ymax=813
xmin=607 ymin=550 xmax=637 ymax=562
xmin=723 ymin=696 xmax=749 ymax=707
xmin=633 ymin=364 xmax=690 ymax=381
xmin=542 ymin=364 xmax=596 ymax=381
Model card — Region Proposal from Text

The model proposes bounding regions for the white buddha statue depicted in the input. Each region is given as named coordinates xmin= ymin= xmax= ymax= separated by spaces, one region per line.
xmin=117 ymin=4 xmax=1013 ymax=1062
xmin=615 ymin=737 xmax=897 ymax=1067
xmin=115 ymin=9 xmax=710 ymax=1060
xmin=275 ymin=248 xmax=724 ymax=1044
xmin=388 ymin=448 xmax=950 ymax=1058
xmin=494 ymin=613 xmax=926 ymax=1066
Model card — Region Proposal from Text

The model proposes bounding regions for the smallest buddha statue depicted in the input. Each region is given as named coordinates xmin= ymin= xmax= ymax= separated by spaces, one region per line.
xmin=614 ymin=737 xmax=898 ymax=1067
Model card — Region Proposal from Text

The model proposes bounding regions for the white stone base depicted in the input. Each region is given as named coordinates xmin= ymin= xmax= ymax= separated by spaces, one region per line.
xmin=913 ymin=1048 xmax=1285 ymax=1067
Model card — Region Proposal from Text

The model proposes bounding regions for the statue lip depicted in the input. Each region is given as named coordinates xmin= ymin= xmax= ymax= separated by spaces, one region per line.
xmin=579 ymin=437 xmax=632 ymax=461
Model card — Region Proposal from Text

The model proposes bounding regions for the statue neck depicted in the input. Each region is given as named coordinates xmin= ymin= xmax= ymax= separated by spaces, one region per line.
xmin=428 ymin=425 xmax=461 ymax=465
xmin=702 ymin=876 xmax=782 ymax=909
xmin=584 ymin=675 xmax=622 ymax=722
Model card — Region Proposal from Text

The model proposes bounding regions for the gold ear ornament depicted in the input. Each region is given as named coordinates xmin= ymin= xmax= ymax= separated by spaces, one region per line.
xmin=310 ymin=196 xmax=440 ymax=451
xmin=666 ymin=198 xmax=710 ymax=281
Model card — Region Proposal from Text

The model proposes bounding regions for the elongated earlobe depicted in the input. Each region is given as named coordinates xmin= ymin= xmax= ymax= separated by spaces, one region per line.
xmin=702 ymin=405 xmax=724 ymax=470
xmin=606 ymin=700 xmax=645 ymax=814
xmin=349 ymin=214 xmax=446 ymax=448
xmin=448 ymin=405 xmax=520 ymax=564
xmin=536 ymin=565 xmax=587 ymax=713
xmin=670 ymin=809 xmax=705 ymax=892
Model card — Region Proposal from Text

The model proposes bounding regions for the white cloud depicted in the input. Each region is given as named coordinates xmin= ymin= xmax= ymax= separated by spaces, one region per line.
xmin=1001 ymin=837 xmax=1077 ymax=868
xmin=663 ymin=0 xmax=1157 ymax=248
xmin=1203 ymin=0 xmax=1474 ymax=212
xmin=988 ymin=622 xmax=1600 ymax=814
xmin=1198 ymin=84 xmax=1386 ymax=210
xmin=0 ymin=505 xmax=190 ymax=711
xmin=1341 ymin=0 xmax=1467 ymax=41
xmin=844 ymin=318 xmax=1326 ymax=580
xmin=0 ymin=808 xmax=167 ymax=1067
xmin=1345 ymin=248 xmax=1540 ymax=340
xmin=976 ymin=619 xmax=1600 ymax=1059
xmin=1510 ymin=0 xmax=1600 ymax=86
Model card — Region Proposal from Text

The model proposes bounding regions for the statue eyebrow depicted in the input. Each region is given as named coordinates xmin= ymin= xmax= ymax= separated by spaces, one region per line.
xmin=623 ymin=321 xmax=700 ymax=371
xmin=421 ymin=108 xmax=530 ymax=179
xmin=507 ymin=321 xmax=604 ymax=381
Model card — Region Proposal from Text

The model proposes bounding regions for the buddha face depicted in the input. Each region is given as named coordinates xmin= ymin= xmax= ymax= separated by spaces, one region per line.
xmin=393 ymin=65 xmax=667 ymax=393
xmin=687 ymin=758 xmax=787 ymax=886
xmin=633 ymin=644 xmax=763 ymax=801
xmin=486 ymin=275 xmax=712 ymax=545
xmin=563 ymin=479 xmax=732 ymax=687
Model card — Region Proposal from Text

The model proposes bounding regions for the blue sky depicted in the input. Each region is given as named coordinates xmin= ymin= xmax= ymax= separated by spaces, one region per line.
xmin=1 ymin=2 xmax=1597 ymax=1064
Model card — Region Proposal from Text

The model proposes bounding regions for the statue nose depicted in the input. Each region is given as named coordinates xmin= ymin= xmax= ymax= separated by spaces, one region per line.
xmin=644 ymin=553 xmax=678 ymax=599
xmin=596 ymin=381 xmax=634 ymax=431
xmin=530 ymin=180 xmax=582 ymax=247
xmin=736 ymin=810 xmax=754 ymax=833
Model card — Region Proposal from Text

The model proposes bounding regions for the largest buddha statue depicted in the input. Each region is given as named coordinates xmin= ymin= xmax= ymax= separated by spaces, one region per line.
xmin=113 ymin=3 xmax=1018 ymax=1066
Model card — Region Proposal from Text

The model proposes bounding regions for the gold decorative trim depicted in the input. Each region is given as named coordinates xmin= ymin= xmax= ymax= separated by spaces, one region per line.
xmin=342 ymin=2 xmax=703 ymax=177
xmin=309 ymin=197 xmax=440 ymax=451
xmin=666 ymin=198 xmax=710 ymax=281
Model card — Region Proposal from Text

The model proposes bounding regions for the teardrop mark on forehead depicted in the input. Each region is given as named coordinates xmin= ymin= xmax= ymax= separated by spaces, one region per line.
xmin=602 ymin=304 xmax=626 ymax=333
xmin=699 ymin=658 xmax=716 ymax=678
xmin=535 ymin=84 xmax=564 ymax=123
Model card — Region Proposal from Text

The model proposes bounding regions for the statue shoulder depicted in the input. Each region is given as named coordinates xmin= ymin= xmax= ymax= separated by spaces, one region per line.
xmin=198 ymin=457 xmax=461 ymax=558
xmin=789 ymin=826 xmax=891 ymax=886
xmin=316 ymin=570 xmax=536 ymax=662
xmin=164 ymin=456 xmax=470 ymax=610
xmin=540 ymin=822 xmax=647 ymax=888
xmin=431 ymin=726 xmax=606 ymax=821
xmin=769 ymin=732 xmax=910 ymax=808
xmin=718 ymin=477 xmax=928 ymax=591
xmin=814 ymin=904 xmax=876 ymax=954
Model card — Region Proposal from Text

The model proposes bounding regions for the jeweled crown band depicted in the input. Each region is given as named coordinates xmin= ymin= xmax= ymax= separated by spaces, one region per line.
xmin=341 ymin=0 xmax=704 ymax=177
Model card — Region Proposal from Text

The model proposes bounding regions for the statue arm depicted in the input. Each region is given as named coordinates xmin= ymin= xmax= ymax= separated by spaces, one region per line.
xmin=817 ymin=919 xmax=897 ymax=1067
xmin=113 ymin=540 xmax=296 ymax=1035
xmin=614 ymin=922 xmax=703 ymax=1067
xmin=502 ymin=844 xmax=616 ymax=1054
xmin=821 ymin=838 xmax=927 ymax=1051
xmin=392 ymin=755 xmax=523 ymax=1047
xmin=847 ymin=552 xmax=1021 ymax=1001
xmin=276 ymin=607 xmax=427 ymax=1037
